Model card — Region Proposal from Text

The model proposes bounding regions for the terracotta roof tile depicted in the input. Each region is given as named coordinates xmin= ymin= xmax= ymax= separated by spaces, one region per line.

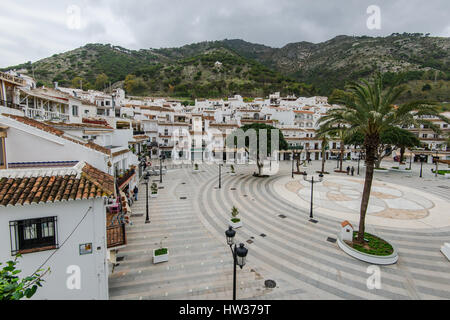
xmin=0 ymin=162 xmax=114 ymax=207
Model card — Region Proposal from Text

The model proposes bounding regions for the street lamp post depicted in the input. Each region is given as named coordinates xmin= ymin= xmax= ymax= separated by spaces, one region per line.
xmin=291 ymin=151 xmax=294 ymax=178
xmin=144 ymin=172 xmax=150 ymax=224
xmin=225 ymin=226 xmax=248 ymax=301
xmin=357 ymin=152 xmax=361 ymax=175
xmin=302 ymin=172 xmax=324 ymax=221
xmin=419 ymin=154 xmax=426 ymax=178
xmin=219 ymin=163 xmax=223 ymax=189
xmin=159 ymin=154 xmax=165 ymax=184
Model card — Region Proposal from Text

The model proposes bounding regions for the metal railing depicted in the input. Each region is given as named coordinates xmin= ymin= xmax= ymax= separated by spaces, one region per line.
xmin=25 ymin=108 xmax=70 ymax=121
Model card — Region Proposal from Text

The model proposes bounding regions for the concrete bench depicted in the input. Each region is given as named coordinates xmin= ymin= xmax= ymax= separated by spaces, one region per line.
xmin=441 ymin=243 xmax=450 ymax=261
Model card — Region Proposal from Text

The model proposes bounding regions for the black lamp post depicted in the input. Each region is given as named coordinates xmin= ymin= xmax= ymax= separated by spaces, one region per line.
xmin=357 ymin=151 xmax=361 ymax=175
xmin=218 ymin=163 xmax=223 ymax=189
xmin=291 ymin=150 xmax=294 ymax=178
xmin=302 ymin=172 xmax=324 ymax=222
xmin=159 ymin=154 xmax=165 ymax=184
xmin=409 ymin=152 xmax=413 ymax=170
xmin=225 ymin=226 xmax=248 ymax=301
xmin=144 ymin=172 xmax=150 ymax=224
xmin=419 ymin=154 xmax=426 ymax=178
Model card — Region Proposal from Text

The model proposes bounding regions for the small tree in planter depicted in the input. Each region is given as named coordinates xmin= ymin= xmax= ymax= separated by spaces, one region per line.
xmin=150 ymin=183 xmax=158 ymax=198
xmin=230 ymin=165 xmax=236 ymax=176
xmin=193 ymin=163 xmax=199 ymax=173
xmin=228 ymin=206 xmax=242 ymax=228
xmin=153 ymin=237 xmax=169 ymax=264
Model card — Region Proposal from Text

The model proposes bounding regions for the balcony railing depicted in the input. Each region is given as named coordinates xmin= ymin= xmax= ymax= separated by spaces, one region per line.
xmin=0 ymin=100 xmax=24 ymax=111
xmin=116 ymin=168 xmax=136 ymax=189
xmin=25 ymin=108 xmax=70 ymax=122
xmin=106 ymin=224 xmax=126 ymax=248
xmin=0 ymin=72 xmax=26 ymax=86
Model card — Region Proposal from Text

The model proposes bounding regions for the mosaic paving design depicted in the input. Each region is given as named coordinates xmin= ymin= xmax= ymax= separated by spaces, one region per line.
xmin=292 ymin=177 xmax=433 ymax=220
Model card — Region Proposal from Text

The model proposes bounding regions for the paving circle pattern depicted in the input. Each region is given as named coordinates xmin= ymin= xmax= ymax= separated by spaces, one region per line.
xmin=294 ymin=177 xmax=434 ymax=220
xmin=292 ymin=177 xmax=434 ymax=220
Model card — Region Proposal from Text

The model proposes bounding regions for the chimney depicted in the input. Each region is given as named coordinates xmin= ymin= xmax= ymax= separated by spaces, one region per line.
xmin=54 ymin=81 xmax=58 ymax=89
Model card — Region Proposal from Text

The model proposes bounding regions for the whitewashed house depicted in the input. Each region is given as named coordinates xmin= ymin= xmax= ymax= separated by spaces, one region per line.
xmin=0 ymin=161 xmax=115 ymax=299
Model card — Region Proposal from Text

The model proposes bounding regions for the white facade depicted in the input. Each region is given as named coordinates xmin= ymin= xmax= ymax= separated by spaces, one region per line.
xmin=0 ymin=197 xmax=108 ymax=300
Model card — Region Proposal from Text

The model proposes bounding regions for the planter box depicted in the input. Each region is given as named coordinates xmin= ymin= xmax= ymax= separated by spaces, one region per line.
xmin=445 ymin=173 xmax=450 ymax=179
xmin=150 ymin=193 xmax=158 ymax=198
xmin=153 ymin=249 xmax=169 ymax=264
xmin=389 ymin=167 xmax=410 ymax=172
xmin=229 ymin=219 xmax=242 ymax=229
xmin=374 ymin=168 xmax=388 ymax=172
xmin=192 ymin=168 xmax=200 ymax=173
xmin=337 ymin=235 xmax=398 ymax=265
xmin=230 ymin=172 xmax=236 ymax=176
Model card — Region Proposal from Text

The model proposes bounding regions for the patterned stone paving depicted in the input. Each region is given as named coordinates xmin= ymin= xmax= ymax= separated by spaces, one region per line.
xmin=109 ymin=161 xmax=450 ymax=300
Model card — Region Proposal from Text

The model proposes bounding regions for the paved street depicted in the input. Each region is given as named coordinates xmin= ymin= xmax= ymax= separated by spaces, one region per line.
xmin=109 ymin=160 xmax=450 ymax=300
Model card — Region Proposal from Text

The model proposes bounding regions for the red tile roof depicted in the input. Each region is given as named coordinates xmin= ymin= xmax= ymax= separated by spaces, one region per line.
xmin=0 ymin=162 xmax=114 ymax=207
xmin=341 ymin=220 xmax=353 ymax=228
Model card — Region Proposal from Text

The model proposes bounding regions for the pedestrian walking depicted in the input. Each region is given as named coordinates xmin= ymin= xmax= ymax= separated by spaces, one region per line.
xmin=351 ymin=166 xmax=355 ymax=176
xmin=346 ymin=166 xmax=350 ymax=175
xmin=133 ymin=185 xmax=139 ymax=201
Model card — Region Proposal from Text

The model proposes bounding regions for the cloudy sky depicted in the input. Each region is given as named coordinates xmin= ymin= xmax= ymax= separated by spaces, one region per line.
xmin=1 ymin=0 xmax=449 ymax=67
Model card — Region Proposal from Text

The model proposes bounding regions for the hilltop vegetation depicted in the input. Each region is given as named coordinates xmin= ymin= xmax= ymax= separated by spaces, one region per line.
xmin=3 ymin=33 xmax=449 ymax=101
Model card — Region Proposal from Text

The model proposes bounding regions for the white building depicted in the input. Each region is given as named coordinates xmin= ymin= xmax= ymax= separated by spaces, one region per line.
xmin=0 ymin=161 xmax=114 ymax=299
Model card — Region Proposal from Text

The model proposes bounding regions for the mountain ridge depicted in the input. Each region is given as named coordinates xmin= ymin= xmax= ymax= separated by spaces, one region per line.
xmin=3 ymin=33 xmax=449 ymax=101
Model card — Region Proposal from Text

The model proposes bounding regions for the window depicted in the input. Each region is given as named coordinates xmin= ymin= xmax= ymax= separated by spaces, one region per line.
xmin=9 ymin=217 xmax=58 ymax=255
xmin=0 ymin=137 xmax=6 ymax=169
xmin=72 ymin=105 xmax=79 ymax=116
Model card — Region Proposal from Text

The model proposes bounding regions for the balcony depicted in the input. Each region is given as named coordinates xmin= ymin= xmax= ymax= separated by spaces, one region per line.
xmin=116 ymin=168 xmax=136 ymax=190
xmin=0 ymin=100 xmax=24 ymax=111
xmin=107 ymin=224 xmax=126 ymax=249
xmin=25 ymin=108 xmax=70 ymax=122
xmin=0 ymin=72 xmax=26 ymax=86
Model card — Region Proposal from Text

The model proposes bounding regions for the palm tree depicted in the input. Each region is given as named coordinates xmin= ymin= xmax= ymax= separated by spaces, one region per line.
xmin=319 ymin=74 xmax=448 ymax=243
xmin=315 ymin=131 xmax=331 ymax=173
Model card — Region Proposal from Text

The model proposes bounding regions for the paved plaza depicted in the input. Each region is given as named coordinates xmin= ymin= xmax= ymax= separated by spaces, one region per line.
xmin=109 ymin=160 xmax=450 ymax=300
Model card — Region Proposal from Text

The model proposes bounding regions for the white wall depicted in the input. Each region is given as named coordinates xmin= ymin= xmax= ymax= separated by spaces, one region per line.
xmin=0 ymin=117 xmax=109 ymax=172
xmin=0 ymin=198 xmax=108 ymax=300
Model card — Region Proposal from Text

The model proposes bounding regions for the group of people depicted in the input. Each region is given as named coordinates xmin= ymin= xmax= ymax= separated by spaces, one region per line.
xmin=124 ymin=185 xmax=139 ymax=207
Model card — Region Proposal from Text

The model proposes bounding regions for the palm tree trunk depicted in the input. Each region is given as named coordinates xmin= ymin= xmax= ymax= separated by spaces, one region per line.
xmin=321 ymin=148 xmax=326 ymax=173
xmin=339 ymin=141 xmax=344 ymax=171
xmin=357 ymin=136 xmax=378 ymax=243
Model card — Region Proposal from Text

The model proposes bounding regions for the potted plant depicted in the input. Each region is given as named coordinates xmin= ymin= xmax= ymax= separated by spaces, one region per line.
xmin=150 ymin=183 xmax=158 ymax=198
xmin=228 ymin=206 xmax=242 ymax=228
xmin=230 ymin=165 xmax=236 ymax=176
xmin=193 ymin=163 xmax=199 ymax=173
xmin=153 ymin=237 xmax=169 ymax=264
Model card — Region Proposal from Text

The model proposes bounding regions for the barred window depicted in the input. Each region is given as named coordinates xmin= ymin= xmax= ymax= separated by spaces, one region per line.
xmin=9 ymin=217 xmax=58 ymax=255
